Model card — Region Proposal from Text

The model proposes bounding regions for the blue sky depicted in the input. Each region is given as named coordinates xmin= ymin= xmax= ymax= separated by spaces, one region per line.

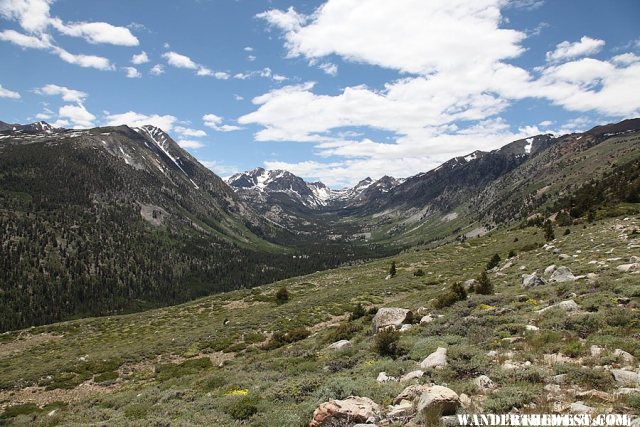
xmin=1 ymin=0 xmax=639 ymax=187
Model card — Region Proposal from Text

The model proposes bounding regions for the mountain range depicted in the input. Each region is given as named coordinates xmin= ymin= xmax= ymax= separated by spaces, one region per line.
xmin=1 ymin=117 xmax=639 ymax=330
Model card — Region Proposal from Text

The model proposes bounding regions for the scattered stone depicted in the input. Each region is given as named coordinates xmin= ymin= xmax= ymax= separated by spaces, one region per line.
xmin=615 ymin=388 xmax=640 ymax=396
xmin=586 ymin=273 xmax=598 ymax=280
xmin=570 ymin=402 xmax=594 ymax=414
xmin=377 ymin=372 xmax=396 ymax=383
xmin=399 ymin=324 xmax=413 ymax=333
xmin=537 ymin=299 xmax=579 ymax=314
xmin=521 ymin=273 xmax=545 ymax=289
xmin=387 ymin=399 xmax=414 ymax=419
xmin=372 ymin=308 xmax=413 ymax=333
xmin=544 ymin=265 xmax=557 ymax=276
xmin=420 ymin=315 xmax=434 ymax=325
xmin=559 ymin=254 xmax=571 ymax=260
xmin=550 ymin=266 xmax=577 ymax=282
xmin=310 ymin=396 xmax=381 ymax=427
xmin=576 ymin=390 xmax=614 ymax=401
xmin=486 ymin=350 xmax=498 ymax=358
xmin=327 ymin=340 xmax=352 ymax=351
xmin=394 ymin=385 xmax=430 ymax=404
xmin=617 ymin=263 xmax=639 ymax=272
xmin=544 ymin=384 xmax=561 ymax=393
xmin=416 ymin=386 xmax=460 ymax=416
xmin=525 ymin=324 xmax=539 ymax=332
xmin=400 ymin=370 xmax=424 ymax=382
xmin=463 ymin=279 xmax=479 ymax=291
xmin=419 ymin=347 xmax=447 ymax=369
xmin=617 ymin=297 xmax=631 ymax=305
xmin=551 ymin=374 xmax=567 ymax=385
xmin=590 ymin=345 xmax=604 ymax=357
xmin=614 ymin=349 xmax=636 ymax=365
xmin=500 ymin=261 xmax=514 ymax=271
xmin=611 ymin=369 xmax=640 ymax=387
xmin=630 ymin=256 xmax=640 ymax=263
xmin=473 ymin=375 xmax=495 ymax=392
xmin=459 ymin=393 xmax=472 ymax=409
xmin=544 ymin=353 xmax=575 ymax=364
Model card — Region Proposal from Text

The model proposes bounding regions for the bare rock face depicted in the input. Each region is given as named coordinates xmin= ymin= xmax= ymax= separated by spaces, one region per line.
xmin=416 ymin=385 xmax=460 ymax=416
xmin=372 ymin=308 xmax=413 ymax=333
xmin=419 ymin=347 xmax=448 ymax=369
xmin=309 ymin=396 xmax=380 ymax=427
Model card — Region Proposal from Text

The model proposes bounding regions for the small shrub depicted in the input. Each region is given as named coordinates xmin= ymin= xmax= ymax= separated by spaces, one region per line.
xmin=474 ymin=271 xmax=494 ymax=295
xmin=543 ymin=220 xmax=555 ymax=241
xmin=413 ymin=268 xmax=425 ymax=277
xmin=555 ymin=364 xmax=615 ymax=390
xmin=155 ymin=357 xmax=213 ymax=381
xmin=200 ymin=375 xmax=227 ymax=391
xmin=94 ymin=371 xmax=118 ymax=383
xmin=483 ymin=385 xmax=539 ymax=413
xmin=226 ymin=395 xmax=260 ymax=420
xmin=1 ymin=403 xmax=40 ymax=419
xmin=349 ymin=303 xmax=366 ymax=321
xmin=124 ymin=403 xmax=151 ymax=419
xmin=263 ymin=327 xmax=311 ymax=350
xmin=434 ymin=282 xmax=467 ymax=309
xmin=486 ymin=254 xmax=501 ymax=270
xmin=389 ymin=261 xmax=397 ymax=277
xmin=508 ymin=249 xmax=517 ymax=258
xmin=447 ymin=346 xmax=490 ymax=378
xmin=325 ymin=322 xmax=360 ymax=343
xmin=564 ymin=228 xmax=571 ymax=236
xmin=275 ymin=287 xmax=289 ymax=305
xmin=374 ymin=329 xmax=404 ymax=358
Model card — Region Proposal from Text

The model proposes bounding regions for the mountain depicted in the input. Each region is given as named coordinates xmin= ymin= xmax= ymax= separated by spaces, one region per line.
xmin=0 ymin=120 xmax=54 ymax=132
xmin=0 ymin=123 xmax=373 ymax=331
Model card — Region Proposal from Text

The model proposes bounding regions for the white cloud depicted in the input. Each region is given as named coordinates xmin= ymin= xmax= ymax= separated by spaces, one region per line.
xmin=0 ymin=29 xmax=50 ymax=49
xmin=244 ymin=46 xmax=254 ymax=52
xmin=202 ymin=113 xmax=242 ymax=132
xmin=245 ymin=0 xmax=640 ymax=186
xmin=234 ymin=94 xmax=244 ymax=101
xmin=34 ymin=84 xmax=87 ymax=103
xmin=163 ymin=51 xmax=197 ymax=69
xmin=0 ymin=83 xmax=20 ymax=99
xmin=124 ymin=66 xmax=141 ymax=78
xmin=104 ymin=111 xmax=177 ymax=132
xmin=0 ymin=0 xmax=53 ymax=33
xmin=131 ymin=51 xmax=149 ymax=64
xmin=546 ymin=36 xmax=605 ymax=62
xmin=318 ymin=62 xmax=337 ymax=76
xmin=51 ymin=19 xmax=138 ymax=46
xmin=150 ymin=64 xmax=165 ymax=75
xmin=58 ymin=104 xmax=95 ymax=128
xmin=177 ymin=139 xmax=205 ymax=149
xmin=175 ymin=126 xmax=207 ymax=137
xmin=247 ymin=55 xmax=256 ymax=61
xmin=51 ymin=46 xmax=113 ymax=70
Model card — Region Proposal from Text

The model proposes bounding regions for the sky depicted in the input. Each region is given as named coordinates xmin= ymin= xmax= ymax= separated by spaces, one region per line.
xmin=0 ymin=0 xmax=639 ymax=188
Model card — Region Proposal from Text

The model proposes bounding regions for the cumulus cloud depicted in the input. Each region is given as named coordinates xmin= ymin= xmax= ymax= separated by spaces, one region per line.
xmin=203 ymin=113 xmax=242 ymax=132
xmin=175 ymin=126 xmax=207 ymax=137
xmin=51 ymin=19 xmax=138 ymax=46
xmin=162 ymin=50 xmax=226 ymax=78
xmin=52 ymin=46 xmax=113 ymax=70
xmin=58 ymin=104 xmax=95 ymax=128
xmin=34 ymin=84 xmax=87 ymax=103
xmin=0 ymin=0 xmax=54 ymax=33
xmin=123 ymin=66 xmax=141 ymax=78
xmin=104 ymin=111 xmax=177 ymax=132
xmin=546 ymin=36 xmax=605 ymax=62
xmin=0 ymin=83 xmax=20 ymax=99
xmin=131 ymin=51 xmax=149 ymax=64
xmin=0 ymin=29 xmax=50 ymax=48
xmin=318 ymin=62 xmax=337 ymax=76
xmin=150 ymin=64 xmax=165 ymax=75
xmin=177 ymin=139 xmax=205 ymax=149
xmin=245 ymin=0 xmax=640 ymax=186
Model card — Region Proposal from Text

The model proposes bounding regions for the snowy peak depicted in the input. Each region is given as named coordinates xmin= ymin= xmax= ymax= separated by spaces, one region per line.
xmin=0 ymin=120 xmax=54 ymax=133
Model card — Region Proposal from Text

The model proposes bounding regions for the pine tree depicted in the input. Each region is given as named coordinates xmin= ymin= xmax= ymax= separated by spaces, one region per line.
xmin=474 ymin=270 xmax=494 ymax=295
xmin=543 ymin=219 xmax=555 ymax=241
xmin=389 ymin=261 xmax=397 ymax=277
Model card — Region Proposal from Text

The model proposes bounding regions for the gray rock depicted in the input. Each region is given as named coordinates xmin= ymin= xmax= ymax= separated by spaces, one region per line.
xmin=537 ymin=299 xmax=579 ymax=314
xmin=463 ymin=279 xmax=478 ymax=291
xmin=417 ymin=385 xmax=460 ymax=416
xmin=310 ymin=396 xmax=381 ymax=427
xmin=394 ymin=384 xmax=430 ymax=404
xmin=327 ymin=340 xmax=352 ymax=351
xmin=399 ymin=324 xmax=413 ymax=333
xmin=473 ymin=375 xmax=495 ymax=392
xmin=377 ymin=372 xmax=396 ymax=383
xmin=550 ymin=266 xmax=577 ymax=282
xmin=611 ymin=369 xmax=640 ymax=387
xmin=521 ymin=273 xmax=546 ymax=289
xmin=420 ymin=315 xmax=434 ymax=325
xmin=614 ymin=349 xmax=636 ymax=365
xmin=419 ymin=347 xmax=447 ymax=369
xmin=590 ymin=345 xmax=604 ymax=357
xmin=544 ymin=265 xmax=557 ymax=276
xmin=386 ymin=399 xmax=414 ymax=419
xmin=372 ymin=307 xmax=413 ymax=333
xmin=631 ymin=256 xmax=640 ymax=263
xmin=570 ymin=402 xmax=594 ymax=414
xmin=617 ymin=263 xmax=639 ymax=272
xmin=400 ymin=370 xmax=424 ymax=382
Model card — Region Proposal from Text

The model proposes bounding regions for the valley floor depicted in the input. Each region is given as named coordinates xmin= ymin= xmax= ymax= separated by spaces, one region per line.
xmin=1 ymin=214 xmax=639 ymax=425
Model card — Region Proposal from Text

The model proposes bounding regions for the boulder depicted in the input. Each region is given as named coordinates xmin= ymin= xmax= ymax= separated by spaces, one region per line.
xmin=394 ymin=384 xmax=430 ymax=404
xmin=309 ymin=396 xmax=380 ymax=427
xmin=611 ymin=369 xmax=640 ymax=387
xmin=550 ymin=266 xmax=577 ymax=282
xmin=420 ymin=315 xmax=434 ymax=325
xmin=387 ymin=399 xmax=415 ymax=419
xmin=617 ymin=263 xmax=639 ymax=272
xmin=537 ymin=299 xmax=579 ymax=314
xmin=419 ymin=347 xmax=448 ymax=369
xmin=614 ymin=349 xmax=635 ymax=365
xmin=416 ymin=385 xmax=460 ymax=416
xmin=459 ymin=393 xmax=472 ymax=409
xmin=570 ymin=402 xmax=594 ymax=414
xmin=372 ymin=308 xmax=413 ymax=333
xmin=525 ymin=324 xmax=539 ymax=332
xmin=377 ymin=372 xmax=395 ymax=383
xmin=327 ymin=340 xmax=352 ymax=351
xmin=463 ymin=279 xmax=478 ymax=291
xmin=521 ymin=273 xmax=545 ymax=289
xmin=590 ymin=345 xmax=604 ymax=357
xmin=630 ymin=256 xmax=640 ymax=263
xmin=400 ymin=370 xmax=424 ymax=382
xmin=399 ymin=324 xmax=413 ymax=333
xmin=473 ymin=375 xmax=495 ymax=392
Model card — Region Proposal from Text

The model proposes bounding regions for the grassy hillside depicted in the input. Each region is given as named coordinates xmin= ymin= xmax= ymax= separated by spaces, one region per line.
xmin=1 ymin=209 xmax=639 ymax=425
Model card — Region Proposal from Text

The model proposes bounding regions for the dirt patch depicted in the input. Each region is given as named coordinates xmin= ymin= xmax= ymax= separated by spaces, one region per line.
xmin=0 ymin=333 xmax=63 ymax=358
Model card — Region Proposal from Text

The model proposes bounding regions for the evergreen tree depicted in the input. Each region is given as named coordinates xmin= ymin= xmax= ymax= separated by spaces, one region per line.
xmin=389 ymin=261 xmax=397 ymax=277
xmin=275 ymin=287 xmax=289 ymax=305
xmin=474 ymin=270 xmax=494 ymax=295
xmin=486 ymin=253 xmax=501 ymax=270
xmin=543 ymin=219 xmax=555 ymax=241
